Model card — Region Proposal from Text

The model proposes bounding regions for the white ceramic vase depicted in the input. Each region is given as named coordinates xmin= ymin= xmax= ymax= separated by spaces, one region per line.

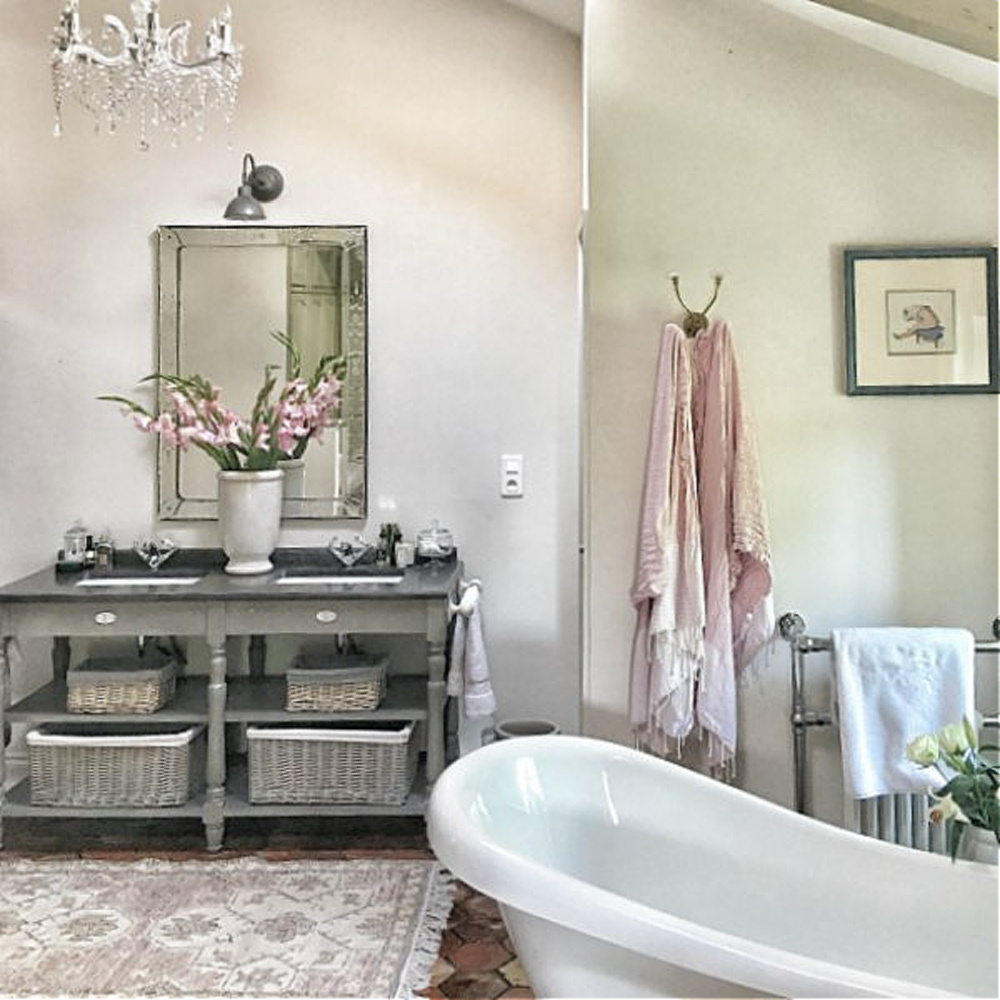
xmin=957 ymin=825 xmax=998 ymax=865
xmin=217 ymin=469 xmax=284 ymax=575
xmin=278 ymin=458 xmax=306 ymax=499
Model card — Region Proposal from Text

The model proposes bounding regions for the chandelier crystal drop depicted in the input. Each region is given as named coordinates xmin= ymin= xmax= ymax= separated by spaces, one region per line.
xmin=51 ymin=0 xmax=242 ymax=149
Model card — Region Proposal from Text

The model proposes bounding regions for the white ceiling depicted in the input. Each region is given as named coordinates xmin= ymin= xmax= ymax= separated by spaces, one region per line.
xmin=502 ymin=0 xmax=998 ymax=61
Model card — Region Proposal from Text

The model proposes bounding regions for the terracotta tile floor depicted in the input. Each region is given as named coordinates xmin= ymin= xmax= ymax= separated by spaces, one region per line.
xmin=418 ymin=881 xmax=534 ymax=1000
xmin=2 ymin=815 xmax=535 ymax=1000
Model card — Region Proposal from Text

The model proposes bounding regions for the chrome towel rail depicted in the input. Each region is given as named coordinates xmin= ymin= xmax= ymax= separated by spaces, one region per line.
xmin=777 ymin=612 xmax=1000 ymax=815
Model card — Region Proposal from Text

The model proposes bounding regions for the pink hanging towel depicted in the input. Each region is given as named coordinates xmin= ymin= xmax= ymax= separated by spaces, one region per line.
xmin=630 ymin=320 xmax=774 ymax=775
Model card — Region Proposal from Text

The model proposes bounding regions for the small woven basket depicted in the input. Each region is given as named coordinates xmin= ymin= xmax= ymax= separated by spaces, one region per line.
xmin=285 ymin=654 xmax=387 ymax=712
xmin=27 ymin=724 xmax=204 ymax=807
xmin=67 ymin=656 xmax=177 ymax=715
xmin=247 ymin=722 xmax=418 ymax=805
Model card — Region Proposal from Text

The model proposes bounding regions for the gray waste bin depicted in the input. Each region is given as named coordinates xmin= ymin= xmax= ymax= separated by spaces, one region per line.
xmin=492 ymin=718 xmax=560 ymax=740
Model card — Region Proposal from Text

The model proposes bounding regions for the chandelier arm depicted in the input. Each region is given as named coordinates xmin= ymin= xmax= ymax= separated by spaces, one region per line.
xmin=165 ymin=21 xmax=192 ymax=62
xmin=160 ymin=20 xmax=236 ymax=69
xmin=100 ymin=14 xmax=131 ymax=59
xmin=55 ymin=15 xmax=131 ymax=68
xmin=170 ymin=55 xmax=237 ymax=69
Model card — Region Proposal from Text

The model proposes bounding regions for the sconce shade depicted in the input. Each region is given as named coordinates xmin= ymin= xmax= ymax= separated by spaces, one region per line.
xmin=223 ymin=152 xmax=283 ymax=221
xmin=224 ymin=184 xmax=266 ymax=220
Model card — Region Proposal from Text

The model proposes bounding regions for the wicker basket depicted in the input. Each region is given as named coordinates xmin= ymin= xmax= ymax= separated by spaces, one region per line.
xmin=27 ymin=724 xmax=204 ymax=807
xmin=67 ymin=655 xmax=177 ymax=714
xmin=285 ymin=654 xmax=388 ymax=712
xmin=247 ymin=721 xmax=418 ymax=805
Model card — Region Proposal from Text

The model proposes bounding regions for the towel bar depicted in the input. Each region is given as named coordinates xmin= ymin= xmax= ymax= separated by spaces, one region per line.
xmin=448 ymin=578 xmax=482 ymax=620
xmin=777 ymin=611 xmax=1000 ymax=818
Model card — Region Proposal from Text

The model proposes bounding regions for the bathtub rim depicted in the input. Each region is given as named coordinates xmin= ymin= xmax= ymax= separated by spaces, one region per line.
xmin=427 ymin=734 xmax=998 ymax=1000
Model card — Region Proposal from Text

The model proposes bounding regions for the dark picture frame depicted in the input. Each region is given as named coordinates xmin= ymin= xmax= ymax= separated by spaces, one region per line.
xmin=844 ymin=246 xmax=998 ymax=395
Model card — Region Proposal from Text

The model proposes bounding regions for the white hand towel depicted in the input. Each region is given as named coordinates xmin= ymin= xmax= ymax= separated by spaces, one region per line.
xmin=447 ymin=604 xmax=496 ymax=719
xmin=831 ymin=627 xmax=976 ymax=799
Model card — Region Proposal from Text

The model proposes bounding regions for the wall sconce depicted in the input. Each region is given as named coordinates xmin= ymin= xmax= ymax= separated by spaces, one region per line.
xmin=224 ymin=153 xmax=284 ymax=221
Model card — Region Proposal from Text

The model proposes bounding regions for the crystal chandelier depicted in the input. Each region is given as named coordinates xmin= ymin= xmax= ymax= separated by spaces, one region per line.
xmin=51 ymin=0 xmax=242 ymax=148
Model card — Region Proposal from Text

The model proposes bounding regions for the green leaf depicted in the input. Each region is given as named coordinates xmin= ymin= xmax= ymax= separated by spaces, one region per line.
xmin=962 ymin=716 xmax=979 ymax=751
xmin=946 ymin=775 xmax=978 ymax=799
xmin=97 ymin=394 xmax=153 ymax=418
xmin=947 ymin=821 xmax=964 ymax=862
xmin=270 ymin=330 xmax=302 ymax=380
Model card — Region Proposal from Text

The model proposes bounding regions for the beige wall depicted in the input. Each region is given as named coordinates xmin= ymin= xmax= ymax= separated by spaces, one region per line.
xmin=584 ymin=0 xmax=998 ymax=822
xmin=0 ymin=0 xmax=583 ymax=730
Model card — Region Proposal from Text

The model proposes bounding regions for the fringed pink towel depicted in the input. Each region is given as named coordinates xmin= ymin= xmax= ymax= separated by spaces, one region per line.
xmin=629 ymin=326 xmax=705 ymax=755
xmin=630 ymin=320 xmax=774 ymax=776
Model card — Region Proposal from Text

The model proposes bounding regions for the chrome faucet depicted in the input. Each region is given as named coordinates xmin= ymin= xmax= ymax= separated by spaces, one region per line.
xmin=133 ymin=536 xmax=177 ymax=571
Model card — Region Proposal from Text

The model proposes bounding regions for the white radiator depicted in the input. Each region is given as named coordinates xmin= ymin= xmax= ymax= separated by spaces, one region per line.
xmin=851 ymin=793 xmax=948 ymax=854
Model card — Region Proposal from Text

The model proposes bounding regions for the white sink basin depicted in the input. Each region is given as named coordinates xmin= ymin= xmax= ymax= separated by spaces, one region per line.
xmin=277 ymin=574 xmax=404 ymax=586
xmin=75 ymin=576 xmax=202 ymax=587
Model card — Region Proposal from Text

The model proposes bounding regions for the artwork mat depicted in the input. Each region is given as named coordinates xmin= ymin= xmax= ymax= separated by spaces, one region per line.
xmin=845 ymin=246 xmax=998 ymax=395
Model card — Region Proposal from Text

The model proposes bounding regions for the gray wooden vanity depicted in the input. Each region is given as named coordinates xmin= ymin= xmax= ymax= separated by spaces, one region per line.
xmin=0 ymin=551 xmax=461 ymax=850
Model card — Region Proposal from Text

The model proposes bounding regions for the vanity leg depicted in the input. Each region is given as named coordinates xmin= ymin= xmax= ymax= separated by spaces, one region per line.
xmin=0 ymin=637 xmax=9 ymax=848
xmin=204 ymin=632 xmax=227 ymax=852
xmin=52 ymin=636 xmax=70 ymax=683
xmin=248 ymin=634 xmax=266 ymax=677
xmin=425 ymin=620 xmax=448 ymax=785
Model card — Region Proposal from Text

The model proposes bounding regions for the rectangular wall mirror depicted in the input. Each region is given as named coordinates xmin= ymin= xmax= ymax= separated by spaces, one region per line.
xmin=156 ymin=225 xmax=368 ymax=520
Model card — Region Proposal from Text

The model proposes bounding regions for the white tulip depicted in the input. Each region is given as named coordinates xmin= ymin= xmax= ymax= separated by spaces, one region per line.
xmin=905 ymin=733 xmax=939 ymax=767
xmin=938 ymin=723 xmax=969 ymax=755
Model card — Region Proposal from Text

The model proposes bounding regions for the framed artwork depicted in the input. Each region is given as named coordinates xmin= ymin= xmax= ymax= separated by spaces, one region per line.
xmin=844 ymin=246 xmax=998 ymax=395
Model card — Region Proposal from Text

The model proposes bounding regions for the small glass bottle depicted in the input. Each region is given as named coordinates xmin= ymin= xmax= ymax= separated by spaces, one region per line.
xmin=62 ymin=522 xmax=88 ymax=565
xmin=95 ymin=534 xmax=114 ymax=570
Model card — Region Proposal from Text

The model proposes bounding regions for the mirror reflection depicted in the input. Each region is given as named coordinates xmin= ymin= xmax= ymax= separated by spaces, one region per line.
xmin=157 ymin=225 xmax=368 ymax=520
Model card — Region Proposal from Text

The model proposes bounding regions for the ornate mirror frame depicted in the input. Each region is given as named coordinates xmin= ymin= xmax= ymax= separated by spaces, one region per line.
xmin=156 ymin=225 xmax=368 ymax=520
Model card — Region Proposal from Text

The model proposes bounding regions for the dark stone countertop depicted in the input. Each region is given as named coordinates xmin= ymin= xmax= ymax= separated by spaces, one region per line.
xmin=0 ymin=549 xmax=463 ymax=604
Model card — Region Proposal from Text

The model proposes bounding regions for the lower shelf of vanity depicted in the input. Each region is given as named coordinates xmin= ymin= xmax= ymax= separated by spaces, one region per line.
xmin=223 ymin=675 xmax=430 ymax=816
xmin=2 ymin=763 xmax=428 ymax=819
xmin=2 ymin=777 xmax=206 ymax=818
xmin=3 ymin=675 xmax=431 ymax=822
xmin=223 ymin=757 xmax=428 ymax=817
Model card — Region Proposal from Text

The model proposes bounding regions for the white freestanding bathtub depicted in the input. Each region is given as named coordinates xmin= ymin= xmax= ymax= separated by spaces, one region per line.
xmin=427 ymin=735 xmax=998 ymax=999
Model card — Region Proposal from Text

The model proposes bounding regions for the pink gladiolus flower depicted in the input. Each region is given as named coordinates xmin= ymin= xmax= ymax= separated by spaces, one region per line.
xmin=102 ymin=332 xmax=343 ymax=471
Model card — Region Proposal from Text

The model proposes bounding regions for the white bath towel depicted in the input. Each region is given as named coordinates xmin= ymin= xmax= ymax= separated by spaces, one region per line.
xmin=447 ymin=603 xmax=496 ymax=719
xmin=831 ymin=627 xmax=976 ymax=799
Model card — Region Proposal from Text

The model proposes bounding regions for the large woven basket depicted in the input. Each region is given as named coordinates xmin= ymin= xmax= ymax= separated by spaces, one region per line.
xmin=27 ymin=724 xmax=204 ymax=807
xmin=247 ymin=722 xmax=418 ymax=805
xmin=285 ymin=653 xmax=388 ymax=712
xmin=67 ymin=656 xmax=177 ymax=714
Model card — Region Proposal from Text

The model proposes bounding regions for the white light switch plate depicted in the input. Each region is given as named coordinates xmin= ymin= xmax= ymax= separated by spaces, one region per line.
xmin=501 ymin=454 xmax=523 ymax=497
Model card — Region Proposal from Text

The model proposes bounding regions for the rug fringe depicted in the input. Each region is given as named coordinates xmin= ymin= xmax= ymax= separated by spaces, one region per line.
xmin=396 ymin=863 xmax=457 ymax=1000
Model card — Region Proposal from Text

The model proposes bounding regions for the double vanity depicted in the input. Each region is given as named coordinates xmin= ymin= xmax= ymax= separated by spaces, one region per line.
xmin=0 ymin=550 xmax=462 ymax=850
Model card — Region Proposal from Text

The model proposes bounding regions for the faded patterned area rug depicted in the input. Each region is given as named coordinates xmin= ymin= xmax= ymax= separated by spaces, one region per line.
xmin=0 ymin=857 xmax=454 ymax=998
